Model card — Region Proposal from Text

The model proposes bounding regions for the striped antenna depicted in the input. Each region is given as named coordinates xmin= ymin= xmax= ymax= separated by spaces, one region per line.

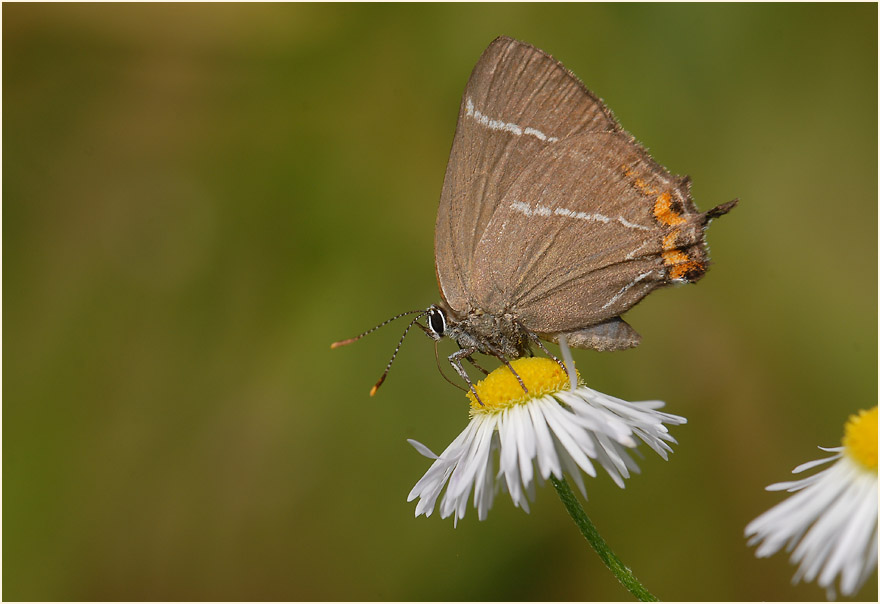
xmin=369 ymin=312 xmax=427 ymax=396
xmin=330 ymin=309 xmax=426 ymax=349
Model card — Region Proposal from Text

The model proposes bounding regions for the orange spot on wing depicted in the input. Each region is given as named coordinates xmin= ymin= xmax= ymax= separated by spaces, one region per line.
xmin=653 ymin=192 xmax=686 ymax=226
xmin=661 ymin=231 xmax=704 ymax=281
xmin=669 ymin=261 xmax=704 ymax=281
xmin=662 ymin=249 xmax=689 ymax=266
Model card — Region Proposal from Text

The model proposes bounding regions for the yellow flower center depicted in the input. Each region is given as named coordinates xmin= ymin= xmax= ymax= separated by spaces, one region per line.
xmin=467 ymin=357 xmax=578 ymax=413
xmin=842 ymin=406 xmax=878 ymax=471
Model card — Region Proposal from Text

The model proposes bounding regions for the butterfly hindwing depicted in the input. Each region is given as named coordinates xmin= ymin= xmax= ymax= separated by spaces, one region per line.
xmin=469 ymin=131 xmax=715 ymax=334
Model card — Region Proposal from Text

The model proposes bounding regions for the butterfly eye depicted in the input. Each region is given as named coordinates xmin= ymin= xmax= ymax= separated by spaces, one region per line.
xmin=428 ymin=308 xmax=446 ymax=338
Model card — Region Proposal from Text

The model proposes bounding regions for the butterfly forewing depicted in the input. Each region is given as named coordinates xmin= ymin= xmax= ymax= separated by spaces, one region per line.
xmin=435 ymin=36 xmax=620 ymax=313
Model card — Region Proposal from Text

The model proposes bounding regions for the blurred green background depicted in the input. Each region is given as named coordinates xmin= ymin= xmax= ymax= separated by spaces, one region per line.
xmin=4 ymin=3 xmax=877 ymax=601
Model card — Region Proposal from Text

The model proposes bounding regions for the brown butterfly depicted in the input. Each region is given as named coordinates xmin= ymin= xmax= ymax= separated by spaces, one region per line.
xmin=334 ymin=36 xmax=736 ymax=403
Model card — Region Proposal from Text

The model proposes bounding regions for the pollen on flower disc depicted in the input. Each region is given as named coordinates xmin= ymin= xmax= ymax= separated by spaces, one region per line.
xmin=842 ymin=406 xmax=878 ymax=471
xmin=467 ymin=357 xmax=577 ymax=412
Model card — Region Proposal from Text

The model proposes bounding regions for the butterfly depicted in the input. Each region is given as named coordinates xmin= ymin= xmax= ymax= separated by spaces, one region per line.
xmin=334 ymin=37 xmax=736 ymax=403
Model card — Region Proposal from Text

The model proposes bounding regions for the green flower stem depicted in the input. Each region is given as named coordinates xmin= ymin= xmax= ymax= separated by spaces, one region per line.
xmin=551 ymin=476 xmax=658 ymax=602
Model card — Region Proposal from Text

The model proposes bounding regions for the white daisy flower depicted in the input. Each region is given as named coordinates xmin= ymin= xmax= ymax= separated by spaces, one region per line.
xmin=407 ymin=356 xmax=686 ymax=525
xmin=745 ymin=406 xmax=878 ymax=599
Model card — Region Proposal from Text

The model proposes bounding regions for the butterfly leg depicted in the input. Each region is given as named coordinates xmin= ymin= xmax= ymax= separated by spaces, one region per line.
xmin=448 ymin=347 xmax=484 ymax=406
xmin=525 ymin=330 xmax=567 ymax=373
xmin=480 ymin=342 xmax=528 ymax=395
xmin=498 ymin=355 xmax=528 ymax=393
xmin=499 ymin=355 xmax=528 ymax=393
xmin=466 ymin=356 xmax=490 ymax=375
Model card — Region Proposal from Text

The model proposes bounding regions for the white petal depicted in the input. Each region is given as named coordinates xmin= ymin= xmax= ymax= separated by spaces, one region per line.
xmin=513 ymin=405 xmax=535 ymax=488
xmin=498 ymin=409 xmax=527 ymax=509
xmin=792 ymin=452 xmax=842 ymax=474
xmin=407 ymin=438 xmax=439 ymax=459
xmin=528 ymin=399 xmax=561 ymax=480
